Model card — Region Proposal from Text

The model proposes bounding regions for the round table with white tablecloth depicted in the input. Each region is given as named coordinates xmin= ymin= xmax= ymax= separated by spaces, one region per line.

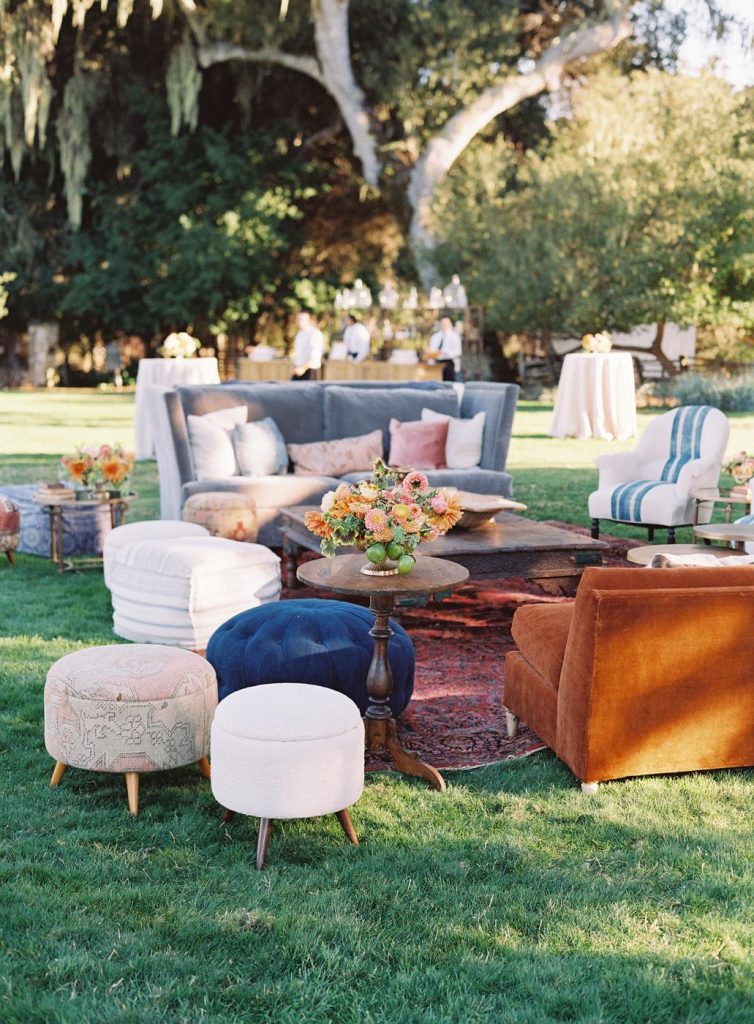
xmin=134 ymin=357 xmax=220 ymax=459
xmin=549 ymin=351 xmax=637 ymax=441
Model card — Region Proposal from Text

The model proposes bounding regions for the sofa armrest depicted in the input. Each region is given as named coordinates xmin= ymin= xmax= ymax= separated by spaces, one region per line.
xmin=673 ymin=456 xmax=721 ymax=498
xmin=460 ymin=383 xmax=519 ymax=472
xmin=595 ymin=451 xmax=642 ymax=488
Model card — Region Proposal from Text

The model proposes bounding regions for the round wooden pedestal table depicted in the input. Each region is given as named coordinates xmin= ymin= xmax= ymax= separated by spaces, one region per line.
xmin=297 ymin=553 xmax=469 ymax=791
xmin=693 ymin=522 xmax=754 ymax=552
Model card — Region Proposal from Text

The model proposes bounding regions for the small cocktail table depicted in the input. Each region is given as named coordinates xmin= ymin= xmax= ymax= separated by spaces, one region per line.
xmin=34 ymin=493 xmax=136 ymax=572
xmin=282 ymin=508 xmax=607 ymax=595
xmin=692 ymin=486 xmax=751 ymax=525
xmin=693 ymin=522 xmax=754 ymax=552
xmin=627 ymin=543 xmax=752 ymax=567
xmin=297 ymin=553 xmax=469 ymax=791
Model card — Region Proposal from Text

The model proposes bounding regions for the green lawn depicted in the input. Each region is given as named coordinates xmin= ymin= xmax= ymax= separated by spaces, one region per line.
xmin=1 ymin=390 xmax=753 ymax=1024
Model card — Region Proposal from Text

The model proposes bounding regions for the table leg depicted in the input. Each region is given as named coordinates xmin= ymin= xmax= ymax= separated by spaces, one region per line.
xmin=364 ymin=593 xmax=445 ymax=791
xmin=51 ymin=507 xmax=64 ymax=572
xmin=282 ymin=535 xmax=301 ymax=589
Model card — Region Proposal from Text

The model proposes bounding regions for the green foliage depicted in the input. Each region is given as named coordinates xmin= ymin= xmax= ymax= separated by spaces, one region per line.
xmin=655 ymin=372 xmax=754 ymax=412
xmin=47 ymin=78 xmax=325 ymax=338
xmin=435 ymin=69 xmax=754 ymax=338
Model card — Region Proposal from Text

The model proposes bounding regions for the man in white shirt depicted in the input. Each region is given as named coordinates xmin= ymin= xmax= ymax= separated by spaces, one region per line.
xmin=291 ymin=311 xmax=325 ymax=380
xmin=425 ymin=315 xmax=462 ymax=381
xmin=343 ymin=315 xmax=371 ymax=362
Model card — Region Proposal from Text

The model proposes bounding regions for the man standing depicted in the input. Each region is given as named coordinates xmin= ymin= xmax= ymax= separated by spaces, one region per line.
xmin=425 ymin=315 xmax=462 ymax=381
xmin=291 ymin=311 xmax=325 ymax=380
xmin=343 ymin=315 xmax=371 ymax=362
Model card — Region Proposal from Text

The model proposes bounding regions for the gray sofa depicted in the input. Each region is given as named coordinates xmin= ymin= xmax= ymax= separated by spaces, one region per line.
xmin=154 ymin=380 xmax=519 ymax=545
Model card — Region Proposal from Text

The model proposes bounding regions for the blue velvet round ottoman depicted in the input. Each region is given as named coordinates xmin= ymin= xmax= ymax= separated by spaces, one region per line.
xmin=206 ymin=599 xmax=415 ymax=715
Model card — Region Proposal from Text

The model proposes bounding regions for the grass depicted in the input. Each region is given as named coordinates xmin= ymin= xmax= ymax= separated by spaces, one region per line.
xmin=1 ymin=389 xmax=753 ymax=1023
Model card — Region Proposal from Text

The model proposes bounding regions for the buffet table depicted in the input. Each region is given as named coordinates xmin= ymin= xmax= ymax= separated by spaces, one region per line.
xmin=549 ymin=351 xmax=637 ymax=441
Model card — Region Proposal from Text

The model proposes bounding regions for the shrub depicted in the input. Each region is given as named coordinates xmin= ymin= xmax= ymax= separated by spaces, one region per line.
xmin=668 ymin=372 xmax=754 ymax=412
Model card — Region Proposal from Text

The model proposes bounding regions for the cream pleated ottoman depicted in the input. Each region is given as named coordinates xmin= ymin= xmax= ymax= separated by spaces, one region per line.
xmin=103 ymin=520 xmax=209 ymax=587
xmin=211 ymin=684 xmax=365 ymax=869
xmin=183 ymin=492 xmax=258 ymax=543
xmin=105 ymin=536 xmax=281 ymax=649
xmin=45 ymin=644 xmax=217 ymax=814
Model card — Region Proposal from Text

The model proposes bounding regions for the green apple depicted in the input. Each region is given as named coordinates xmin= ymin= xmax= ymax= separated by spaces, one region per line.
xmin=366 ymin=543 xmax=387 ymax=563
xmin=397 ymin=553 xmax=415 ymax=574
xmin=386 ymin=542 xmax=404 ymax=561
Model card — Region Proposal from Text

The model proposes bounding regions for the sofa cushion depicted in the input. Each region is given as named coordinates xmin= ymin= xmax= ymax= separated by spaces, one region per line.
xmin=323 ymin=385 xmax=458 ymax=451
xmin=233 ymin=418 xmax=288 ymax=475
xmin=178 ymin=383 xmax=326 ymax=445
xmin=421 ymin=407 xmax=486 ymax=469
xmin=288 ymin=429 xmax=383 ymax=477
xmin=511 ymin=603 xmax=574 ymax=687
xmin=187 ymin=406 xmax=247 ymax=480
xmin=388 ymin=418 xmax=448 ymax=470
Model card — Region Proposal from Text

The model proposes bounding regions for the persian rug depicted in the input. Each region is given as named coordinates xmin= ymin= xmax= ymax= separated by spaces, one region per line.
xmin=285 ymin=524 xmax=642 ymax=773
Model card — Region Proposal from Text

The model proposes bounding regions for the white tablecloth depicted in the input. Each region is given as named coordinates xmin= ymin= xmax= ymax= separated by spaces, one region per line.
xmin=134 ymin=358 xmax=220 ymax=459
xmin=549 ymin=352 xmax=637 ymax=441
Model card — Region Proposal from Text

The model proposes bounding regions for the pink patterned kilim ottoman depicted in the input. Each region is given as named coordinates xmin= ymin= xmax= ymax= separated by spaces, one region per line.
xmin=45 ymin=644 xmax=217 ymax=815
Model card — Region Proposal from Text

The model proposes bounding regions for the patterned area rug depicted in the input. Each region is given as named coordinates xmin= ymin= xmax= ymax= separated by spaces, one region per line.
xmin=285 ymin=524 xmax=642 ymax=773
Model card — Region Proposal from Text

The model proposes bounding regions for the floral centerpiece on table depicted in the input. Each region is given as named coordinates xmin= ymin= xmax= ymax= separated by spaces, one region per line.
xmin=304 ymin=458 xmax=463 ymax=576
xmin=725 ymin=450 xmax=754 ymax=486
xmin=581 ymin=331 xmax=612 ymax=353
xmin=158 ymin=331 xmax=200 ymax=358
xmin=60 ymin=444 xmax=135 ymax=497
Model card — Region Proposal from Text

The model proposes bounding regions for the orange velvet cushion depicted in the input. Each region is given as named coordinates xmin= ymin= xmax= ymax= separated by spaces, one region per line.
xmin=510 ymin=603 xmax=574 ymax=688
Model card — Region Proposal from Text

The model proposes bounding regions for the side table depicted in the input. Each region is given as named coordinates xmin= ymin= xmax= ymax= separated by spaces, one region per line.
xmin=34 ymin=493 xmax=137 ymax=572
xmin=693 ymin=522 xmax=754 ymax=552
xmin=297 ymin=553 xmax=469 ymax=791
xmin=691 ymin=487 xmax=751 ymax=526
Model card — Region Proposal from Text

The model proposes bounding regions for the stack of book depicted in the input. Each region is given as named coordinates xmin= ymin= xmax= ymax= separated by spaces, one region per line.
xmin=35 ymin=483 xmax=76 ymax=503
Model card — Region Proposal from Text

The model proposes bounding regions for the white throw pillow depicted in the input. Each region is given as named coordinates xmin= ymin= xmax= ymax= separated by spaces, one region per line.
xmin=233 ymin=418 xmax=289 ymax=476
xmin=421 ymin=407 xmax=486 ymax=469
xmin=187 ymin=406 xmax=247 ymax=480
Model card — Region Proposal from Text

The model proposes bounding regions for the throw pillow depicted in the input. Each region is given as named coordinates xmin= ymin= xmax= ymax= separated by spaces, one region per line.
xmin=388 ymin=418 xmax=448 ymax=470
xmin=186 ymin=405 xmax=247 ymax=481
xmin=288 ymin=429 xmax=384 ymax=477
xmin=233 ymin=418 xmax=288 ymax=476
xmin=421 ymin=407 xmax=486 ymax=469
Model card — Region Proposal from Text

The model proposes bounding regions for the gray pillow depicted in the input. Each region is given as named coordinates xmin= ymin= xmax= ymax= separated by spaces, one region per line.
xmin=233 ymin=417 xmax=288 ymax=476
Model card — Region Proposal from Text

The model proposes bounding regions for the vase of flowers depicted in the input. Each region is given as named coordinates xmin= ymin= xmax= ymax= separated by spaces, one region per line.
xmin=60 ymin=444 xmax=135 ymax=499
xmin=158 ymin=331 xmax=200 ymax=358
xmin=725 ymin=451 xmax=754 ymax=487
xmin=581 ymin=332 xmax=612 ymax=353
xmin=304 ymin=458 xmax=463 ymax=576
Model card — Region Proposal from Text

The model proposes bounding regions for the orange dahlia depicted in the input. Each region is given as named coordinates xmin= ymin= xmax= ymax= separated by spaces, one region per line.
xmin=304 ymin=510 xmax=334 ymax=538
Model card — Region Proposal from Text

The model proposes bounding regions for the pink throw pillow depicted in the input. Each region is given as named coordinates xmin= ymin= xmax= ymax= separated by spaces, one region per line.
xmin=388 ymin=418 xmax=448 ymax=470
xmin=288 ymin=429 xmax=384 ymax=477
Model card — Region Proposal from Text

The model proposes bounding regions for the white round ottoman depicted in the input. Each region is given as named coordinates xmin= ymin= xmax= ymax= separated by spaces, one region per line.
xmin=45 ymin=644 xmax=218 ymax=815
xmin=103 ymin=520 xmax=209 ymax=588
xmin=105 ymin=536 xmax=281 ymax=650
xmin=211 ymin=684 xmax=365 ymax=868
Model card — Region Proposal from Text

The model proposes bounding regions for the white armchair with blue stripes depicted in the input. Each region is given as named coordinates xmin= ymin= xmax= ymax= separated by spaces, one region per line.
xmin=588 ymin=405 xmax=730 ymax=543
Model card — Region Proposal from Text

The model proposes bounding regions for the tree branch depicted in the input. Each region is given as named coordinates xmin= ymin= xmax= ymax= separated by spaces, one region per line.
xmin=197 ymin=42 xmax=325 ymax=86
xmin=408 ymin=1 xmax=634 ymax=284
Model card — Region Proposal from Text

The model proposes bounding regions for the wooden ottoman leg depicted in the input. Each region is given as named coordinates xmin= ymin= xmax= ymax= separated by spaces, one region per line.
xmin=49 ymin=761 xmax=67 ymax=787
xmin=125 ymin=772 xmax=139 ymax=815
xmin=256 ymin=817 xmax=273 ymax=870
xmin=335 ymin=808 xmax=359 ymax=845
xmin=197 ymin=756 xmax=211 ymax=779
xmin=505 ymin=711 xmax=519 ymax=739
xmin=6 ymin=549 xmax=15 ymax=565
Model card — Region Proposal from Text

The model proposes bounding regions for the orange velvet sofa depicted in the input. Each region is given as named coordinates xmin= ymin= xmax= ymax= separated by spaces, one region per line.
xmin=504 ymin=565 xmax=754 ymax=789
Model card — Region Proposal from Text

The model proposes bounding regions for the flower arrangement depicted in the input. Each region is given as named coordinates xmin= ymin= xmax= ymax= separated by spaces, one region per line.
xmin=725 ymin=451 xmax=754 ymax=485
xmin=581 ymin=331 xmax=612 ymax=353
xmin=60 ymin=444 xmax=135 ymax=495
xmin=304 ymin=458 xmax=463 ymax=575
xmin=158 ymin=331 xmax=200 ymax=358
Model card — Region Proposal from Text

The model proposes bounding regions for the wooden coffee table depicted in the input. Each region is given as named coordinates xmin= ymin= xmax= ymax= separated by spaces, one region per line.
xmin=282 ymin=508 xmax=607 ymax=595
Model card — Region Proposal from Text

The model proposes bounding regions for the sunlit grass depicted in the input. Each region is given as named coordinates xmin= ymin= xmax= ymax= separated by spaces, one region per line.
xmin=0 ymin=389 xmax=752 ymax=1023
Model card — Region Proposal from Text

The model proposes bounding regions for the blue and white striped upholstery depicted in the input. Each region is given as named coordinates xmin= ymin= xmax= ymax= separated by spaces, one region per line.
xmin=609 ymin=406 xmax=712 ymax=523
xmin=588 ymin=405 xmax=730 ymax=533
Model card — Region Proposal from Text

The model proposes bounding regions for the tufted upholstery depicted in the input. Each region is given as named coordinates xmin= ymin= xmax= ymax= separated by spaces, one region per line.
xmin=206 ymin=598 xmax=414 ymax=715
